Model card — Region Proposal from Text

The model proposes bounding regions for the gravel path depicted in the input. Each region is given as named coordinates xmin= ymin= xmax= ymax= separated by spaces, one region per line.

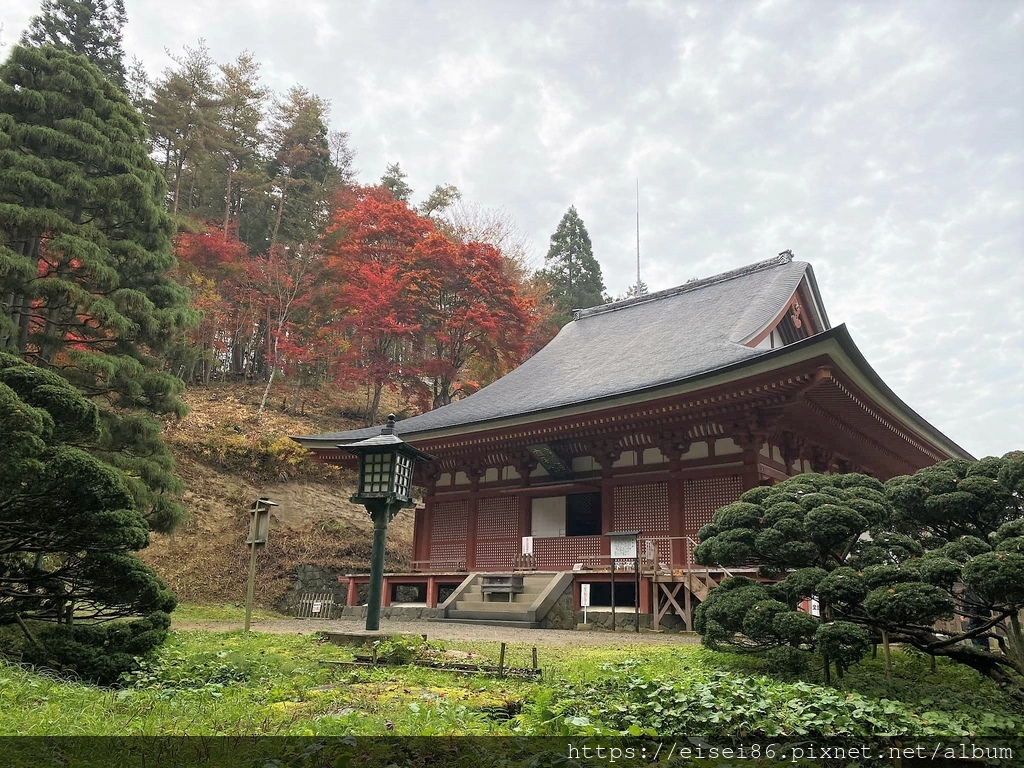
xmin=174 ymin=618 xmax=700 ymax=646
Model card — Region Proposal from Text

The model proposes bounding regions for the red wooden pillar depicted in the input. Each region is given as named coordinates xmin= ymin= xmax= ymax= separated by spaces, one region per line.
xmin=417 ymin=473 xmax=439 ymax=569
xmin=600 ymin=472 xmax=614 ymax=557
xmin=661 ymin=438 xmax=689 ymax=569
xmin=465 ymin=467 xmax=484 ymax=570
xmin=519 ymin=495 xmax=532 ymax=539
xmin=515 ymin=453 xmax=537 ymax=560
xmin=590 ymin=438 xmax=621 ymax=558
xmin=412 ymin=506 xmax=431 ymax=568
xmin=427 ymin=576 xmax=438 ymax=607
xmin=465 ymin=499 xmax=479 ymax=570
xmin=346 ymin=577 xmax=359 ymax=607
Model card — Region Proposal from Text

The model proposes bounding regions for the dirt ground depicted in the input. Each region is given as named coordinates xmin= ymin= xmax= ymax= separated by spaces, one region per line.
xmin=172 ymin=617 xmax=702 ymax=646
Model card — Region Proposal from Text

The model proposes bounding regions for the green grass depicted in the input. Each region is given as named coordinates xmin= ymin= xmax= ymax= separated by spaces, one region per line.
xmin=0 ymin=629 xmax=1021 ymax=742
xmin=170 ymin=603 xmax=292 ymax=624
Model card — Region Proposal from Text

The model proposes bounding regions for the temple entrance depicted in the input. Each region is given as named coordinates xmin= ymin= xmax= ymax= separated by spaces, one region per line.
xmin=566 ymin=491 xmax=601 ymax=536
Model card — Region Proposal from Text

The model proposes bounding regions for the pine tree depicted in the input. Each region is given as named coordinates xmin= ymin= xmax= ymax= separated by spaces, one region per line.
xmin=420 ymin=183 xmax=461 ymax=218
xmin=216 ymin=51 xmax=268 ymax=235
xmin=21 ymin=0 xmax=128 ymax=88
xmin=0 ymin=45 xmax=192 ymax=533
xmin=266 ymin=86 xmax=333 ymax=251
xmin=537 ymin=206 xmax=607 ymax=325
xmin=380 ymin=162 xmax=413 ymax=203
xmin=0 ymin=352 xmax=176 ymax=684
xmin=147 ymin=40 xmax=221 ymax=217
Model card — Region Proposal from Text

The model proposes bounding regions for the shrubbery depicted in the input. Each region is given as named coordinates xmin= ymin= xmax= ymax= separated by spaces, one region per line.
xmin=693 ymin=455 xmax=1024 ymax=690
xmin=22 ymin=613 xmax=172 ymax=686
xmin=183 ymin=429 xmax=313 ymax=480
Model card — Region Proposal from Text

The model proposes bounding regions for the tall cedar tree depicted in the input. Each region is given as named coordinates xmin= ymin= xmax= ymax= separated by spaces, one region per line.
xmin=0 ymin=45 xmax=192 ymax=533
xmin=21 ymin=0 xmax=128 ymax=88
xmin=0 ymin=352 xmax=176 ymax=683
xmin=537 ymin=205 xmax=606 ymax=326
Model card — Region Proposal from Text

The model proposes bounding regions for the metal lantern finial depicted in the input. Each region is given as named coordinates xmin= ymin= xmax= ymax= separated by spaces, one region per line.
xmin=382 ymin=414 xmax=397 ymax=435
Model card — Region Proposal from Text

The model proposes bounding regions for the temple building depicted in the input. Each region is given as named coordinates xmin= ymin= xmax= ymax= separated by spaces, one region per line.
xmin=293 ymin=252 xmax=970 ymax=630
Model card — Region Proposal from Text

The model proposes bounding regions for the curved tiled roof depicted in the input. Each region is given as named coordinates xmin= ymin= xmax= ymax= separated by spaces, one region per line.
xmin=296 ymin=254 xmax=820 ymax=445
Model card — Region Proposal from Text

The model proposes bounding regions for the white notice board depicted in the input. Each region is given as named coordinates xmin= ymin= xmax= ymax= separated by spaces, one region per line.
xmin=609 ymin=537 xmax=637 ymax=559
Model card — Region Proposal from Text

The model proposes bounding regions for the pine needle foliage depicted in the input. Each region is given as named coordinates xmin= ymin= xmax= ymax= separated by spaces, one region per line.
xmin=0 ymin=45 xmax=194 ymax=532
xmin=536 ymin=205 xmax=607 ymax=326
xmin=21 ymin=0 xmax=129 ymax=88
xmin=0 ymin=352 xmax=175 ymax=683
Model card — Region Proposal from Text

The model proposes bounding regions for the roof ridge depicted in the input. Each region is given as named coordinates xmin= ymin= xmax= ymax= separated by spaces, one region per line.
xmin=575 ymin=251 xmax=796 ymax=320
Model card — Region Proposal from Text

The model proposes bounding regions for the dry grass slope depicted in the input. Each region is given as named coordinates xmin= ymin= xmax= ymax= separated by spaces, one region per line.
xmin=143 ymin=381 xmax=415 ymax=608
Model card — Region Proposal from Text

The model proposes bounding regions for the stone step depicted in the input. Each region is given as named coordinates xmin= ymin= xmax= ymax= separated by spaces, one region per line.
xmin=454 ymin=600 xmax=538 ymax=613
xmin=447 ymin=608 xmax=534 ymax=623
xmin=428 ymin=617 xmax=542 ymax=629
xmin=459 ymin=592 xmax=546 ymax=605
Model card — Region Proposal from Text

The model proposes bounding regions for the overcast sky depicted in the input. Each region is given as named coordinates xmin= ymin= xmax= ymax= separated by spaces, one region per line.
xmin=3 ymin=0 xmax=1022 ymax=459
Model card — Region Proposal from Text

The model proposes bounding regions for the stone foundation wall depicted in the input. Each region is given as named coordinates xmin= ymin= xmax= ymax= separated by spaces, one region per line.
xmin=539 ymin=586 xmax=575 ymax=629
xmin=276 ymin=565 xmax=347 ymax=615
xmin=332 ymin=606 xmax=444 ymax=621
xmin=575 ymin=610 xmax=651 ymax=631
xmin=572 ymin=610 xmax=690 ymax=632
xmin=653 ymin=612 xmax=688 ymax=632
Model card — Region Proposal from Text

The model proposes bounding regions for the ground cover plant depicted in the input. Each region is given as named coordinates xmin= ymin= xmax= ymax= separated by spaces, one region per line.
xmin=1 ymin=627 xmax=1021 ymax=745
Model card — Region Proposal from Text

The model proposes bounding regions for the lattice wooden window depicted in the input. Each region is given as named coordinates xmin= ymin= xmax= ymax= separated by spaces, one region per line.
xmin=429 ymin=499 xmax=468 ymax=568
xmin=613 ymin=482 xmax=669 ymax=535
xmin=533 ymin=535 xmax=603 ymax=570
xmin=474 ymin=541 xmax=518 ymax=570
xmin=474 ymin=496 xmax=518 ymax=570
xmin=682 ymin=475 xmax=742 ymax=534
xmin=431 ymin=500 xmax=468 ymax=540
xmin=476 ymin=496 xmax=517 ymax=539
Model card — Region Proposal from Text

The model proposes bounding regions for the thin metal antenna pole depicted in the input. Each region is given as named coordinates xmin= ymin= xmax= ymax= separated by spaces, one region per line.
xmin=636 ymin=178 xmax=641 ymax=293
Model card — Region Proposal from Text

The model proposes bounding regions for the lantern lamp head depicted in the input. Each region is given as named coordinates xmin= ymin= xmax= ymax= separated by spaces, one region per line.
xmin=342 ymin=414 xmax=435 ymax=507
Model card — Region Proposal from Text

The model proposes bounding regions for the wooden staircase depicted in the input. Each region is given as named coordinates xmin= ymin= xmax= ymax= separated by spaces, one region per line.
xmin=430 ymin=572 xmax=572 ymax=628
xmin=651 ymin=569 xmax=734 ymax=631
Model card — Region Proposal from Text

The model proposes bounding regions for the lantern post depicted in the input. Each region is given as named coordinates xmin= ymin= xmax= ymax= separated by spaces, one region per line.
xmin=343 ymin=414 xmax=434 ymax=631
xmin=245 ymin=497 xmax=278 ymax=632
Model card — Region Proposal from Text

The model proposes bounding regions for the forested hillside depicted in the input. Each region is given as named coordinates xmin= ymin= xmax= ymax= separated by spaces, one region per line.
xmin=142 ymin=380 xmax=416 ymax=609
